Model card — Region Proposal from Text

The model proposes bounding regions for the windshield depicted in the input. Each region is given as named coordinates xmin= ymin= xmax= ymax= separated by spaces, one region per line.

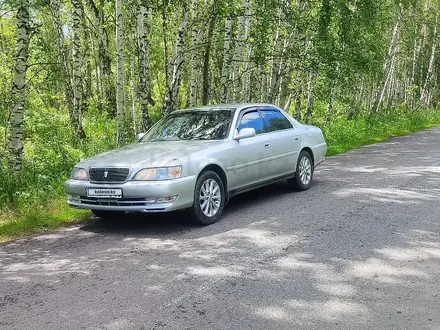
xmin=140 ymin=110 xmax=234 ymax=142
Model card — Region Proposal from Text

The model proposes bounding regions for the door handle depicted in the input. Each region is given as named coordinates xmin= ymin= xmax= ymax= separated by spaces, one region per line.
xmin=264 ymin=142 xmax=271 ymax=148
xmin=294 ymin=136 xmax=300 ymax=141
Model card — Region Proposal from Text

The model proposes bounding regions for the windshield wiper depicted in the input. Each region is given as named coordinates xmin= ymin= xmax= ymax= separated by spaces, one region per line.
xmin=150 ymin=136 xmax=181 ymax=142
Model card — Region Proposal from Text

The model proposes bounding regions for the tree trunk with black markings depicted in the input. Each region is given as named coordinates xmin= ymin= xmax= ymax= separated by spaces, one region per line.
xmin=8 ymin=0 xmax=31 ymax=171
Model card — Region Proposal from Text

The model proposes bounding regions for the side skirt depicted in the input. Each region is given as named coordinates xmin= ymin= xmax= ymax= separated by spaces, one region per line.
xmin=227 ymin=173 xmax=295 ymax=201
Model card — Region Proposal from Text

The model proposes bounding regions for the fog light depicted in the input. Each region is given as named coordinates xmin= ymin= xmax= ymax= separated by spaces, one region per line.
xmin=155 ymin=195 xmax=178 ymax=203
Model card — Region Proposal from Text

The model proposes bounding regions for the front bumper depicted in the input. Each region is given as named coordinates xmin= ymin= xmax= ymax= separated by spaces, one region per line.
xmin=65 ymin=175 xmax=197 ymax=212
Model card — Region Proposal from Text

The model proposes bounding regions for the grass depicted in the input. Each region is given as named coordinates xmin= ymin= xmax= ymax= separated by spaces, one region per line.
xmin=1 ymin=108 xmax=440 ymax=243
xmin=0 ymin=197 xmax=89 ymax=243
xmin=322 ymin=109 xmax=440 ymax=155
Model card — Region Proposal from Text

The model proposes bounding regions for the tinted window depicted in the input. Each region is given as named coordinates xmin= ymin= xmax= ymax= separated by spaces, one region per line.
xmin=261 ymin=109 xmax=293 ymax=132
xmin=238 ymin=111 xmax=265 ymax=134
xmin=141 ymin=110 xmax=233 ymax=142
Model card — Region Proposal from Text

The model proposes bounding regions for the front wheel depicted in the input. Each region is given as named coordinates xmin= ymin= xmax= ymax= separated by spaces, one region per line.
xmin=288 ymin=150 xmax=314 ymax=191
xmin=189 ymin=171 xmax=225 ymax=225
xmin=91 ymin=210 xmax=125 ymax=221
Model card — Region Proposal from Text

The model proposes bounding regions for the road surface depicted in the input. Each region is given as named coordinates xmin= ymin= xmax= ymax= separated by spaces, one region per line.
xmin=1 ymin=127 xmax=440 ymax=330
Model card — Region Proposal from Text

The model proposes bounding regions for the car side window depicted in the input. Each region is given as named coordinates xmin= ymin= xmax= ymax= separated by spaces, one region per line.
xmin=237 ymin=111 xmax=265 ymax=134
xmin=260 ymin=109 xmax=293 ymax=132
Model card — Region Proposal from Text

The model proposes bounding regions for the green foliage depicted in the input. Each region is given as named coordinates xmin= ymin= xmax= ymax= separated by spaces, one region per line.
xmin=0 ymin=107 xmax=118 ymax=208
xmin=323 ymin=108 xmax=440 ymax=155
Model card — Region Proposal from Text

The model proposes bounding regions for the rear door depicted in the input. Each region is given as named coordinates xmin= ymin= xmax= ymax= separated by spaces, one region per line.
xmin=228 ymin=109 xmax=274 ymax=190
xmin=259 ymin=107 xmax=300 ymax=177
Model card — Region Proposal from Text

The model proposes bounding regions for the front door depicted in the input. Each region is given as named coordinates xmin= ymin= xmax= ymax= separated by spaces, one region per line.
xmin=260 ymin=107 xmax=300 ymax=177
xmin=227 ymin=109 xmax=274 ymax=190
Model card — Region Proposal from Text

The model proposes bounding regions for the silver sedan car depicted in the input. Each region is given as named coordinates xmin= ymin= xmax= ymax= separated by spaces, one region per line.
xmin=65 ymin=103 xmax=327 ymax=225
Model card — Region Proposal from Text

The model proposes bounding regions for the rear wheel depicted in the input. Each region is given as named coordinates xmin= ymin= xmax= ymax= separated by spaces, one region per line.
xmin=288 ymin=150 xmax=314 ymax=191
xmin=91 ymin=210 xmax=125 ymax=221
xmin=189 ymin=171 xmax=225 ymax=225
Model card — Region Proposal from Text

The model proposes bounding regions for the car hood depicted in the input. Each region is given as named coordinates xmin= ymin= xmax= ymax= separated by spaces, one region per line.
xmin=77 ymin=140 xmax=224 ymax=169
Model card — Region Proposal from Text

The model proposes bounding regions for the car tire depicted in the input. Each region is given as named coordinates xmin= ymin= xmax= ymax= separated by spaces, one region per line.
xmin=189 ymin=170 xmax=225 ymax=226
xmin=91 ymin=210 xmax=125 ymax=221
xmin=288 ymin=150 xmax=314 ymax=191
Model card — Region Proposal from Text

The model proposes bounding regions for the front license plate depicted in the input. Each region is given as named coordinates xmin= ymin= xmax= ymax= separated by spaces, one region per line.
xmin=87 ymin=188 xmax=123 ymax=198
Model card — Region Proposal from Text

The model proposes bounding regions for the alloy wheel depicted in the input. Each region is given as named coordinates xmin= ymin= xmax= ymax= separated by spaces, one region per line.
xmin=199 ymin=178 xmax=221 ymax=217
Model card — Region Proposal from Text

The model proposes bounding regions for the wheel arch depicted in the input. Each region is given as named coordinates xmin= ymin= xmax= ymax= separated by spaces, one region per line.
xmin=198 ymin=163 xmax=230 ymax=203
xmin=198 ymin=164 xmax=228 ymax=193
xmin=301 ymin=146 xmax=315 ymax=165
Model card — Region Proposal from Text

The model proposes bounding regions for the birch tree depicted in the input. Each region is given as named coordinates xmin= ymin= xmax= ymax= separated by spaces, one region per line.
xmin=115 ymin=0 xmax=124 ymax=145
xmin=50 ymin=0 xmax=86 ymax=140
xmin=86 ymin=0 xmax=115 ymax=115
xmin=163 ymin=5 xmax=189 ymax=116
xmin=202 ymin=0 xmax=218 ymax=105
xmin=420 ymin=13 xmax=439 ymax=105
xmin=231 ymin=0 xmax=248 ymax=102
xmin=137 ymin=0 xmax=151 ymax=131
xmin=219 ymin=16 xmax=232 ymax=103
xmin=8 ymin=0 xmax=30 ymax=171
xmin=241 ymin=0 xmax=252 ymax=102
xmin=371 ymin=7 xmax=403 ymax=114
xmin=326 ymin=62 xmax=340 ymax=122
xmin=188 ymin=0 xmax=199 ymax=107
xmin=72 ymin=0 xmax=86 ymax=139
xmin=304 ymin=72 xmax=316 ymax=121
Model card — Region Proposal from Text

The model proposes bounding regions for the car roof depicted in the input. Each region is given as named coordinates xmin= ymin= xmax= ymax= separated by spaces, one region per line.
xmin=175 ymin=103 xmax=280 ymax=113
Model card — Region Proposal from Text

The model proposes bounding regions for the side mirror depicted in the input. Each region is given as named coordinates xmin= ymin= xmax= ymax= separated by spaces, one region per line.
xmin=136 ymin=132 xmax=146 ymax=142
xmin=234 ymin=127 xmax=256 ymax=140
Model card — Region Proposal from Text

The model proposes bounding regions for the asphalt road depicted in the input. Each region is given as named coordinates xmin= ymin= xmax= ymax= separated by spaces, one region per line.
xmin=1 ymin=127 xmax=440 ymax=330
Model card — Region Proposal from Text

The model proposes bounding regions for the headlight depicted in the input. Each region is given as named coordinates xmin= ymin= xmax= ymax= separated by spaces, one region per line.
xmin=71 ymin=167 xmax=88 ymax=181
xmin=132 ymin=166 xmax=182 ymax=181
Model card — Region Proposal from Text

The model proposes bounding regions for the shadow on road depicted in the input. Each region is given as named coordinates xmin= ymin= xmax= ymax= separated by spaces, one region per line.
xmin=78 ymin=181 xmax=303 ymax=238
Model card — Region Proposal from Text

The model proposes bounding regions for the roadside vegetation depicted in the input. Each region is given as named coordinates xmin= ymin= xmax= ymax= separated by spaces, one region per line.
xmin=1 ymin=0 xmax=440 ymax=241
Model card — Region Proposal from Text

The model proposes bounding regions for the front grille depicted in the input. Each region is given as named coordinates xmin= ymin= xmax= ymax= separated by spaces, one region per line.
xmin=74 ymin=196 xmax=149 ymax=207
xmin=89 ymin=167 xmax=130 ymax=183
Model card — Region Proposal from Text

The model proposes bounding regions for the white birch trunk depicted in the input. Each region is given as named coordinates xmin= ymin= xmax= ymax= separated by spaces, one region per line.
xmin=51 ymin=0 xmax=86 ymax=139
xmin=326 ymin=62 xmax=340 ymax=122
xmin=130 ymin=51 xmax=137 ymax=137
xmin=420 ymin=14 xmax=438 ymax=105
xmin=231 ymin=0 xmax=248 ymax=102
xmin=283 ymin=92 xmax=293 ymax=112
xmin=220 ymin=17 xmax=232 ymax=103
xmin=304 ymin=72 xmax=315 ymax=121
xmin=268 ymin=14 xmax=282 ymax=101
xmin=189 ymin=0 xmax=199 ymax=107
xmin=72 ymin=0 xmax=85 ymax=139
xmin=357 ymin=76 xmax=364 ymax=106
xmin=115 ymin=0 xmax=125 ymax=145
xmin=201 ymin=1 xmax=217 ymax=105
xmin=8 ymin=0 xmax=30 ymax=171
xmin=241 ymin=0 xmax=252 ymax=102
xmin=371 ymin=10 xmax=402 ymax=114
xmin=410 ymin=25 xmax=419 ymax=92
xmin=137 ymin=0 xmax=151 ymax=131
xmin=386 ymin=52 xmax=397 ymax=109
xmin=270 ymin=31 xmax=295 ymax=104
xmin=163 ymin=6 xmax=189 ymax=116
xmin=86 ymin=0 xmax=115 ymax=114
xmin=293 ymin=74 xmax=303 ymax=121
xmin=418 ymin=0 xmax=431 ymax=90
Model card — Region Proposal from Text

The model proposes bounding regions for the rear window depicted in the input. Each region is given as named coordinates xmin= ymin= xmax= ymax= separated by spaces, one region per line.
xmin=260 ymin=109 xmax=293 ymax=132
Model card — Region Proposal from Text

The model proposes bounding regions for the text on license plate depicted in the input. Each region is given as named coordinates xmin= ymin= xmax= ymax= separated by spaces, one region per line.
xmin=87 ymin=188 xmax=122 ymax=198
